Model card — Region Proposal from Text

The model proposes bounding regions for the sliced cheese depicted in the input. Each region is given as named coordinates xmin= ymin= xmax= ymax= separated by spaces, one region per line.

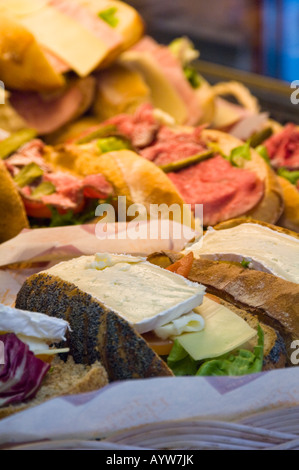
xmin=119 ymin=51 xmax=188 ymax=125
xmin=185 ymin=223 xmax=299 ymax=284
xmin=0 ymin=0 xmax=47 ymax=16
xmin=16 ymin=335 xmax=69 ymax=356
xmin=45 ymin=253 xmax=206 ymax=334
xmin=154 ymin=311 xmax=205 ymax=340
xmin=21 ymin=5 xmax=115 ymax=76
xmin=177 ymin=297 xmax=257 ymax=361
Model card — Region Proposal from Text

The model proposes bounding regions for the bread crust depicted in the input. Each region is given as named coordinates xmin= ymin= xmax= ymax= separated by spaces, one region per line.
xmin=0 ymin=14 xmax=65 ymax=92
xmin=276 ymin=176 xmax=299 ymax=233
xmin=15 ymin=273 xmax=174 ymax=381
xmin=0 ymin=160 xmax=29 ymax=243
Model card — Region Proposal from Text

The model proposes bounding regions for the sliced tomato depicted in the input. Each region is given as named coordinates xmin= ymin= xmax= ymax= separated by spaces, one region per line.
xmin=23 ymin=198 xmax=53 ymax=219
xmin=166 ymin=252 xmax=194 ymax=278
xmin=22 ymin=197 xmax=86 ymax=219
xmin=142 ymin=332 xmax=174 ymax=357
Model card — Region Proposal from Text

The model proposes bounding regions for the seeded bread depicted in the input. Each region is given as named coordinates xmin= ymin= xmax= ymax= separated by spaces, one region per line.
xmin=15 ymin=273 xmax=174 ymax=381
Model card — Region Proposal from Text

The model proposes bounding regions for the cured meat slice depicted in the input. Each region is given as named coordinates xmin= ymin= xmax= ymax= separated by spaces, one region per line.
xmin=264 ymin=123 xmax=299 ymax=170
xmin=168 ymin=155 xmax=264 ymax=226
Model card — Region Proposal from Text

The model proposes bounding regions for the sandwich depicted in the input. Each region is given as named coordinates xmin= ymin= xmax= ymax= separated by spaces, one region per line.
xmin=152 ymin=218 xmax=299 ymax=362
xmin=44 ymin=104 xmax=284 ymax=228
xmin=0 ymin=127 xmax=195 ymax=242
xmin=0 ymin=130 xmax=116 ymax=241
xmin=262 ymin=123 xmax=299 ymax=232
xmin=15 ymin=252 xmax=289 ymax=385
xmin=0 ymin=0 xmax=144 ymax=135
xmin=0 ymin=304 xmax=108 ymax=419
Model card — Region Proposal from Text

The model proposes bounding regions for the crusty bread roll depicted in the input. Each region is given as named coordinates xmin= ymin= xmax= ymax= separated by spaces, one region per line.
xmin=147 ymin=250 xmax=298 ymax=364
xmin=276 ymin=176 xmax=299 ymax=233
xmin=0 ymin=160 xmax=29 ymax=243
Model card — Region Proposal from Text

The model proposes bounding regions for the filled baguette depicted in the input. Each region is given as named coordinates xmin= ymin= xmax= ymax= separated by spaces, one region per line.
xmin=14 ymin=253 xmax=289 ymax=384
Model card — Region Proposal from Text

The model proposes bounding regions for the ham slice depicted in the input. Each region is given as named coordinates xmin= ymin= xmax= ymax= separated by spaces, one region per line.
xmin=49 ymin=0 xmax=122 ymax=48
xmin=107 ymin=103 xmax=159 ymax=148
xmin=264 ymin=123 xmax=299 ymax=170
xmin=42 ymin=172 xmax=113 ymax=211
xmin=168 ymin=155 xmax=264 ymax=226
xmin=9 ymin=77 xmax=96 ymax=135
xmin=131 ymin=36 xmax=203 ymax=126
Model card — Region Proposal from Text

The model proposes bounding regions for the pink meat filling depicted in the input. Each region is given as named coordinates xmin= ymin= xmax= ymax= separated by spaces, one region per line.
xmin=264 ymin=123 xmax=299 ymax=170
xmin=168 ymin=155 xmax=264 ymax=226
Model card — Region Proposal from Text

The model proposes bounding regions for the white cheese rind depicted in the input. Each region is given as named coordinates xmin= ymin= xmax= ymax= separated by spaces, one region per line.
xmin=177 ymin=297 xmax=257 ymax=361
xmin=185 ymin=223 xmax=299 ymax=284
xmin=45 ymin=254 xmax=206 ymax=334
xmin=0 ymin=304 xmax=70 ymax=341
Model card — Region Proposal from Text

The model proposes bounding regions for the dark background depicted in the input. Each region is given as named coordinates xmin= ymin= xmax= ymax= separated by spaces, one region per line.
xmin=126 ymin=0 xmax=299 ymax=123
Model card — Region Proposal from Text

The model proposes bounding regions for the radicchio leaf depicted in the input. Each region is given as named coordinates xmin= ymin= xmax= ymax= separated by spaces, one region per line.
xmin=0 ymin=334 xmax=50 ymax=407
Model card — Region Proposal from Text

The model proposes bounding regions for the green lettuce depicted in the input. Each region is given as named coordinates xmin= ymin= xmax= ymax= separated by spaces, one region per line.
xmin=277 ymin=168 xmax=299 ymax=186
xmin=97 ymin=136 xmax=131 ymax=154
xmin=167 ymin=325 xmax=264 ymax=377
xmin=98 ymin=7 xmax=119 ymax=28
xmin=197 ymin=325 xmax=264 ymax=376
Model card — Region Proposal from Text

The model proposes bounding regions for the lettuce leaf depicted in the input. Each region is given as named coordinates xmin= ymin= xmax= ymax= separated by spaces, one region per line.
xmin=167 ymin=340 xmax=199 ymax=376
xmin=49 ymin=199 xmax=100 ymax=228
xmin=277 ymin=168 xmax=299 ymax=186
xmin=167 ymin=325 xmax=264 ymax=377
xmin=196 ymin=325 xmax=264 ymax=376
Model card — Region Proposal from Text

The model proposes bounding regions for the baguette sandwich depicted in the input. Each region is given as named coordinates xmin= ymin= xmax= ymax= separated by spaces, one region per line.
xmin=0 ymin=128 xmax=196 ymax=242
xmin=44 ymin=104 xmax=284 ymax=227
xmin=0 ymin=304 xmax=108 ymax=420
xmin=14 ymin=252 xmax=289 ymax=387
xmin=150 ymin=219 xmax=299 ymax=362
xmin=0 ymin=0 xmax=144 ymax=135
xmin=261 ymin=123 xmax=299 ymax=232
xmin=0 ymin=130 xmax=117 ymax=241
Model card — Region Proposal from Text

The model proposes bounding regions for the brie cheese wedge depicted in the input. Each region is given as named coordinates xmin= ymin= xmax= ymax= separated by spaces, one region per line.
xmin=185 ymin=223 xmax=299 ymax=284
xmin=45 ymin=253 xmax=206 ymax=334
